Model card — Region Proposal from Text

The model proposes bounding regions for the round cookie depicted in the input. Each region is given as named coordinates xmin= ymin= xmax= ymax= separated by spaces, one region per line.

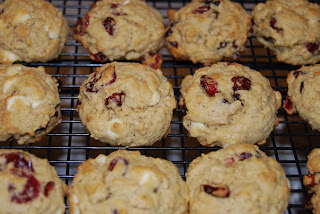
xmin=69 ymin=150 xmax=189 ymax=214
xmin=0 ymin=149 xmax=67 ymax=214
xmin=179 ymin=62 xmax=282 ymax=147
xmin=283 ymin=64 xmax=320 ymax=131
xmin=303 ymin=148 xmax=320 ymax=213
xmin=77 ymin=62 xmax=176 ymax=147
xmin=0 ymin=0 xmax=69 ymax=63
xmin=186 ymin=143 xmax=290 ymax=214
xmin=73 ymin=0 xmax=165 ymax=62
xmin=165 ymin=0 xmax=251 ymax=65
xmin=0 ymin=64 xmax=61 ymax=145
xmin=252 ymin=0 xmax=320 ymax=65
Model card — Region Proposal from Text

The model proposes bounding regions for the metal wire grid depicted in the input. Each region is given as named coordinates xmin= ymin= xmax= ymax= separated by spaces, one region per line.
xmin=1 ymin=0 xmax=320 ymax=213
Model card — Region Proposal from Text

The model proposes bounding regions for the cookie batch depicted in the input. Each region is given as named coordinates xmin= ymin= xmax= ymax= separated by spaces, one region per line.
xmin=1 ymin=0 xmax=320 ymax=213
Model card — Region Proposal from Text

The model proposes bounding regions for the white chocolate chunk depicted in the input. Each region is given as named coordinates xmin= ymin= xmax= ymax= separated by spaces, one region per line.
xmin=0 ymin=49 xmax=20 ymax=63
xmin=106 ymin=118 xmax=122 ymax=140
xmin=95 ymin=154 xmax=107 ymax=164
xmin=6 ymin=95 xmax=31 ymax=110
xmin=14 ymin=9 xmax=31 ymax=24
xmin=149 ymin=91 xmax=160 ymax=106
xmin=2 ymin=78 xmax=17 ymax=93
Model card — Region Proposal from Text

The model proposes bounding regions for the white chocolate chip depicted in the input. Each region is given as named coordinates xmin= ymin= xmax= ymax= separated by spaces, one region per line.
xmin=14 ymin=9 xmax=31 ymax=24
xmin=190 ymin=122 xmax=206 ymax=134
xmin=49 ymin=30 xmax=59 ymax=39
xmin=72 ymin=195 xmax=79 ymax=204
xmin=2 ymin=78 xmax=17 ymax=93
xmin=139 ymin=171 xmax=154 ymax=186
xmin=6 ymin=95 xmax=31 ymax=110
xmin=149 ymin=91 xmax=160 ymax=106
xmin=123 ymin=0 xmax=131 ymax=5
xmin=0 ymin=48 xmax=20 ymax=63
xmin=95 ymin=154 xmax=107 ymax=164
xmin=106 ymin=118 xmax=122 ymax=140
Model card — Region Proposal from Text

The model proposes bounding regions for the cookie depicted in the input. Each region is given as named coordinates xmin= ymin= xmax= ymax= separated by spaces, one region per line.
xmin=0 ymin=149 xmax=67 ymax=214
xmin=73 ymin=0 xmax=165 ymax=62
xmin=0 ymin=64 xmax=61 ymax=145
xmin=186 ymin=143 xmax=290 ymax=214
xmin=0 ymin=0 xmax=69 ymax=63
xmin=77 ymin=62 xmax=176 ymax=147
xmin=304 ymin=148 xmax=320 ymax=213
xmin=69 ymin=150 xmax=189 ymax=214
xmin=165 ymin=0 xmax=251 ymax=65
xmin=179 ymin=62 xmax=282 ymax=147
xmin=283 ymin=64 xmax=320 ymax=131
xmin=252 ymin=0 xmax=320 ymax=65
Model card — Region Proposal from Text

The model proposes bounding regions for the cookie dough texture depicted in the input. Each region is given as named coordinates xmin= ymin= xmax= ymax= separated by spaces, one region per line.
xmin=0 ymin=64 xmax=61 ymax=145
xmin=0 ymin=149 xmax=67 ymax=214
xmin=73 ymin=0 xmax=165 ymax=61
xmin=69 ymin=150 xmax=189 ymax=214
xmin=0 ymin=0 xmax=69 ymax=63
xmin=186 ymin=143 xmax=290 ymax=214
xmin=179 ymin=62 xmax=281 ymax=147
xmin=165 ymin=0 xmax=251 ymax=64
xmin=284 ymin=64 xmax=320 ymax=131
xmin=252 ymin=0 xmax=320 ymax=65
xmin=78 ymin=62 xmax=176 ymax=147
xmin=304 ymin=149 xmax=320 ymax=213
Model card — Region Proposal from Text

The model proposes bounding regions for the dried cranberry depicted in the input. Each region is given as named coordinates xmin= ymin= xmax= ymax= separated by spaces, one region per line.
xmin=2 ymin=153 xmax=34 ymax=172
xmin=225 ymin=157 xmax=234 ymax=164
xmin=140 ymin=52 xmax=162 ymax=70
xmin=231 ymin=76 xmax=251 ymax=91
xmin=10 ymin=170 xmax=40 ymax=204
xmin=110 ymin=3 xmax=119 ymax=9
xmin=202 ymin=184 xmax=230 ymax=197
xmin=90 ymin=52 xmax=107 ymax=62
xmin=192 ymin=5 xmax=210 ymax=14
xmin=165 ymin=21 xmax=177 ymax=37
xmin=306 ymin=174 xmax=317 ymax=188
xmin=113 ymin=210 xmax=118 ymax=214
xmin=270 ymin=17 xmax=281 ymax=31
xmin=239 ymin=152 xmax=252 ymax=161
xmin=232 ymin=93 xmax=241 ymax=101
xmin=300 ymin=82 xmax=304 ymax=94
xmin=200 ymin=75 xmax=219 ymax=97
xmin=232 ymin=41 xmax=238 ymax=49
xmin=169 ymin=41 xmax=178 ymax=48
xmin=283 ymin=96 xmax=294 ymax=112
xmin=103 ymin=17 xmax=116 ymax=36
xmin=305 ymin=191 xmax=315 ymax=211
xmin=204 ymin=0 xmax=220 ymax=6
xmin=293 ymin=70 xmax=305 ymax=78
xmin=85 ymin=73 xmax=101 ymax=93
xmin=108 ymin=157 xmax=129 ymax=175
xmin=105 ymin=91 xmax=126 ymax=107
xmin=219 ymin=42 xmax=227 ymax=49
xmin=181 ymin=105 xmax=188 ymax=116
xmin=305 ymin=42 xmax=319 ymax=54
xmin=44 ymin=181 xmax=55 ymax=197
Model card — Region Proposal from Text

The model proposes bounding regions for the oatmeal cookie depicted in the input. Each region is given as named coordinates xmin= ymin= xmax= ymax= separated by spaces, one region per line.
xmin=69 ymin=150 xmax=188 ymax=214
xmin=0 ymin=149 xmax=67 ymax=214
xmin=186 ymin=143 xmax=290 ymax=214
xmin=165 ymin=0 xmax=251 ymax=65
xmin=179 ymin=62 xmax=282 ymax=147
xmin=0 ymin=0 xmax=69 ymax=63
xmin=0 ymin=64 xmax=61 ymax=145
xmin=77 ymin=62 xmax=176 ymax=147
xmin=73 ymin=0 xmax=164 ymax=62
xmin=252 ymin=0 xmax=320 ymax=65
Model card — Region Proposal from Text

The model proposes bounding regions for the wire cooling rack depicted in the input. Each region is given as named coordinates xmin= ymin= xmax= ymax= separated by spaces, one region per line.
xmin=1 ymin=0 xmax=320 ymax=213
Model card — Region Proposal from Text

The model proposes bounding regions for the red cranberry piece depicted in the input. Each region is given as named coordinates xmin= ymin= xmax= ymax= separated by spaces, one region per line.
xmin=270 ymin=17 xmax=281 ymax=31
xmin=225 ymin=157 xmax=234 ymax=164
xmin=231 ymin=76 xmax=252 ymax=91
xmin=232 ymin=93 xmax=241 ymax=102
xmin=192 ymin=5 xmax=210 ymax=14
xmin=219 ymin=42 xmax=227 ymax=49
xmin=108 ymin=156 xmax=129 ymax=175
xmin=44 ymin=181 xmax=55 ymax=197
xmin=239 ymin=152 xmax=252 ymax=161
xmin=293 ymin=70 xmax=305 ymax=78
xmin=141 ymin=52 xmax=163 ymax=70
xmin=113 ymin=209 xmax=118 ymax=214
xmin=202 ymin=184 xmax=230 ymax=197
xmin=103 ymin=17 xmax=116 ymax=36
xmin=110 ymin=3 xmax=119 ymax=9
xmin=283 ymin=95 xmax=294 ymax=112
xmin=200 ymin=75 xmax=219 ymax=97
xmin=169 ymin=41 xmax=178 ymax=48
xmin=85 ymin=72 xmax=101 ymax=93
xmin=204 ymin=0 xmax=220 ymax=6
xmin=305 ymin=42 xmax=319 ymax=54
xmin=306 ymin=174 xmax=317 ymax=188
xmin=181 ymin=105 xmax=188 ymax=116
xmin=300 ymin=82 xmax=304 ymax=94
xmin=105 ymin=91 xmax=126 ymax=107
xmin=232 ymin=41 xmax=238 ymax=49
xmin=10 ymin=170 xmax=40 ymax=204
xmin=90 ymin=52 xmax=107 ymax=62
xmin=305 ymin=191 xmax=315 ymax=211
xmin=165 ymin=21 xmax=178 ymax=38
xmin=2 ymin=153 xmax=34 ymax=172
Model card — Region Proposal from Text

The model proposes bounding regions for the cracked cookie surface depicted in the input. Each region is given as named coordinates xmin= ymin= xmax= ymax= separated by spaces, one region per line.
xmin=0 ymin=64 xmax=61 ymax=145
xmin=0 ymin=0 xmax=69 ymax=63
xmin=179 ymin=62 xmax=281 ymax=147
xmin=77 ymin=62 xmax=176 ymax=147
xmin=69 ymin=150 xmax=188 ymax=214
